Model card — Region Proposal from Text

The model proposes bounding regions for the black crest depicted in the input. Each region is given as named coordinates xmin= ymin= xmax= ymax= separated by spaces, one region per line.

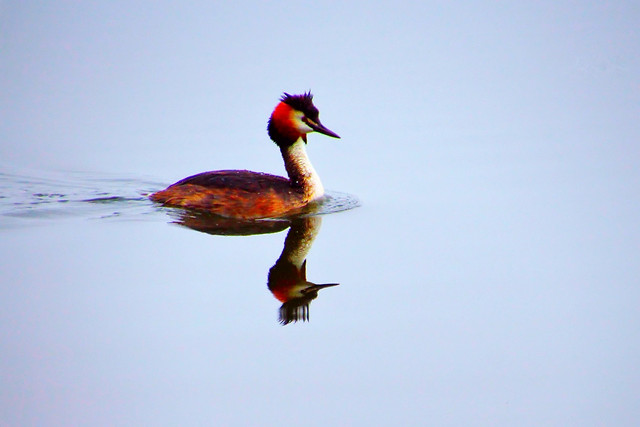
xmin=281 ymin=92 xmax=319 ymax=120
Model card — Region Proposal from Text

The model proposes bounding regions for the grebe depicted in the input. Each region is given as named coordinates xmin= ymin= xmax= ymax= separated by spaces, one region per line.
xmin=150 ymin=92 xmax=340 ymax=219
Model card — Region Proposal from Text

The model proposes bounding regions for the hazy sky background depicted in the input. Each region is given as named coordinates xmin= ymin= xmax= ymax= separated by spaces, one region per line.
xmin=2 ymin=2 xmax=638 ymax=192
xmin=1 ymin=2 xmax=639 ymax=425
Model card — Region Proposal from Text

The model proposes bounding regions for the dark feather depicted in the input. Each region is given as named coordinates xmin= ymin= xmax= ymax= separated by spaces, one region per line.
xmin=171 ymin=170 xmax=292 ymax=193
xmin=281 ymin=92 xmax=319 ymax=121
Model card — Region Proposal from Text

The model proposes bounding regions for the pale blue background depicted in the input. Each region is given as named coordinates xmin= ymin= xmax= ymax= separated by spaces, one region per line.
xmin=1 ymin=2 xmax=639 ymax=426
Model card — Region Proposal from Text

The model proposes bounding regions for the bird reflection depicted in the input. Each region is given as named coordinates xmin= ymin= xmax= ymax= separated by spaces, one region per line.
xmin=267 ymin=216 xmax=338 ymax=325
xmin=166 ymin=209 xmax=338 ymax=324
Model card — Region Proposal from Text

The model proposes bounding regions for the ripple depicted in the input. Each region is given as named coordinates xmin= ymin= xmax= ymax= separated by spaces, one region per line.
xmin=0 ymin=170 xmax=359 ymax=229
xmin=0 ymin=170 xmax=163 ymax=227
xmin=316 ymin=191 xmax=361 ymax=215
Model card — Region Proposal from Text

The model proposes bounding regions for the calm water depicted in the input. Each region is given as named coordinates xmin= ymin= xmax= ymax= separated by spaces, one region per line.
xmin=1 ymin=147 xmax=638 ymax=425
xmin=2 ymin=2 xmax=640 ymax=426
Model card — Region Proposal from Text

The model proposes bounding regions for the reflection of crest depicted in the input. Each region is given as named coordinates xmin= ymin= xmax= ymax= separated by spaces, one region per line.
xmin=166 ymin=210 xmax=339 ymax=324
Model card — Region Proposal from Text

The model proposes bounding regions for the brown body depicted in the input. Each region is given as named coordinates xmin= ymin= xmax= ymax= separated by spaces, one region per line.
xmin=150 ymin=170 xmax=310 ymax=219
xmin=150 ymin=92 xmax=339 ymax=219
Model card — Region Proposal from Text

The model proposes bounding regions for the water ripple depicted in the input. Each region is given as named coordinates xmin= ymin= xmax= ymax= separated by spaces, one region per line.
xmin=0 ymin=170 xmax=359 ymax=229
xmin=0 ymin=170 xmax=163 ymax=227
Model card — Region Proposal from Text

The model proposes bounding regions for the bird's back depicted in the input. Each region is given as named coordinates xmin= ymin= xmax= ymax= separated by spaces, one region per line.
xmin=150 ymin=170 xmax=307 ymax=219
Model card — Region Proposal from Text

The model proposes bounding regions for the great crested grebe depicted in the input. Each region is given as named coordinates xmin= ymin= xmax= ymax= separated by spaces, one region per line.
xmin=150 ymin=92 xmax=340 ymax=219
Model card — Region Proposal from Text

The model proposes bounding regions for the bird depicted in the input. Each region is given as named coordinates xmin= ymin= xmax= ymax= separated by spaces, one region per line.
xmin=150 ymin=92 xmax=340 ymax=219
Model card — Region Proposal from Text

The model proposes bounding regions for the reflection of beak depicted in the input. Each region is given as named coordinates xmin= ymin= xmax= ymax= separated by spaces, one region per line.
xmin=304 ymin=118 xmax=341 ymax=139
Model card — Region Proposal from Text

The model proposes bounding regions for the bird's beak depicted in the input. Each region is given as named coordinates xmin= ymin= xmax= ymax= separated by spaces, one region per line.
xmin=304 ymin=282 xmax=340 ymax=293
xmin=305 ymin=118 xmax=340 ymax=139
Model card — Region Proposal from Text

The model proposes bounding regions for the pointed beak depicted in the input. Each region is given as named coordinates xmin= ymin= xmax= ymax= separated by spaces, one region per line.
xmin=306 ymin=282 xmax=340 ymax=293
xmin=305 ymin=118 xmax=340 ymax=139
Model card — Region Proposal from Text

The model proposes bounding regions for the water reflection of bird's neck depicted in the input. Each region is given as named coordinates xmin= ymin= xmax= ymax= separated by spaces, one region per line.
xmin=278 ymin=216 xmax=322 ymax=269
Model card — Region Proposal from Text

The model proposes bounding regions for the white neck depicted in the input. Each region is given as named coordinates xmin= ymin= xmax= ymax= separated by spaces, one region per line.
xmin=281 ymin=138 xmax=324 ymax=201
